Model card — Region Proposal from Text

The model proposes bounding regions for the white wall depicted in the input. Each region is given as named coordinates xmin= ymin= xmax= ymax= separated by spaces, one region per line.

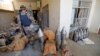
xmin=60 ymin=0 xmax=73 ymax=36
xmin=41 ymin=0 xmax=60 ymax=31
xmin=88 ymin=0 xmax=100 ymax=33
xmin=41 ymin=0 xmax=49 ymax=7
xmin=87 ymin=0 xmax=96 ymax=28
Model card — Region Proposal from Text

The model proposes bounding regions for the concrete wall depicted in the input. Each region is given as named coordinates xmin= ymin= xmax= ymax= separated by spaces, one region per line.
xmin=0 ymin=11 xmax=14 ymax=32
xmin=88 ymin=0 xmax=100 ymax=33
xmin=41 ymin=0 xmax=73 ymax=36
xmin=60 ymin=0 xmax=73 ymax=36
xmin=41 ymin=0 xmax=60 ymax=31
xmin=41 ymin=0 xmax=49 ymax=7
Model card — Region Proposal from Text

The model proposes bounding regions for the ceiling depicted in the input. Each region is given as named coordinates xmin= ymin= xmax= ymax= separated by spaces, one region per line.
xmin=16 ymin=0 xmax=40 ymax=2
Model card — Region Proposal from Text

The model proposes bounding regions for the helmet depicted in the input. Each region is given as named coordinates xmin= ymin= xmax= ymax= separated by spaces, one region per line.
xmin=20 ymin=5 xmax=26 ymax=9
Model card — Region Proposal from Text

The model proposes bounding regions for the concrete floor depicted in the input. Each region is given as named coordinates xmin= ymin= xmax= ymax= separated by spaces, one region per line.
xmin=0 ymin=33 xmax=100 ymax=56
xmin=68 ymin=33 xmax=100 ymax=56
xmin=0 ymin=40 xmax=42 ymax=56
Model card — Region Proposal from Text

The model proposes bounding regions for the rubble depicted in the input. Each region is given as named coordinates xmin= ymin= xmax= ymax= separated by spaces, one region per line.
xmin=0 ymin=33 xmax=28 ymax=52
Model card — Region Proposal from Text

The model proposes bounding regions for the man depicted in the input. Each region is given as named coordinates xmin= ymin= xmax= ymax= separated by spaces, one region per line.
xmin=17 ymin=5 xmax=39 ymax=36
xmin=17 ymin=5 xmax=44 ymax=51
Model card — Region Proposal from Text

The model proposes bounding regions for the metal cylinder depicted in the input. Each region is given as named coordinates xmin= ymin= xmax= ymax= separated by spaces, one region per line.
xmin=61 ymin=27 xmax=67 ymax=49
xmin=56 ymin=28 xmax=61 ymax=50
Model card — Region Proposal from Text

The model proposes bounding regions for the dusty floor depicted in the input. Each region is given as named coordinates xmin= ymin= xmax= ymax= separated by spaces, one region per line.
xmin=68 ymin=33 xmax=100 ymax=56
xmin=0 ymin=40 xmax=42 ymax=56
xmin=0 ymin=33 xmax=100 ymax=56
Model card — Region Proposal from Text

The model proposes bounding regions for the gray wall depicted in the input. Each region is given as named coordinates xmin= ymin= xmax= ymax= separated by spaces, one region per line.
xmin=0 ymin=11 xmax=14 ymax=32
xmin=41 ymin=0 xmax=60 ymax=31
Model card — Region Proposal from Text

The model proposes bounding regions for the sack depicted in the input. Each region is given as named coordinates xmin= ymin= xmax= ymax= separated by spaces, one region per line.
xmin=7 ymin=34 xmax=28 ymax=51
xmin=13 ymin=35 xmax=28 ymax=51
xmin=0 ymin=46 xmax=8 ymax=52
xmin=44 ymin=30 xmax=55 ymax=40
xmin=43 ymin=40 xmax=56 ymax=56
xmin=0 ymin=39 xmax=6 ymax=46
xmin=38 ymin=28 xmax=44 ymax=38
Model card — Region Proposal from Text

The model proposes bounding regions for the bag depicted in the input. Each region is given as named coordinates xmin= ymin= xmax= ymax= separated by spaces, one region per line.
xmin=43 ymin=29 xmax=57 ymax=56
xmin=43 ymin=40 xmax=56 ymax=56
xmin=0 ymin=39 xmax=6 ymax=46
xmin=44 ymin=30 xmax=55 ymax=40
xmin=13 ymin=35 xmax=28 ymax=51
xmin=8 ymin=34 xmax=28 ymax=51
xmin=38 ymin=28 xmax=44 ymax=38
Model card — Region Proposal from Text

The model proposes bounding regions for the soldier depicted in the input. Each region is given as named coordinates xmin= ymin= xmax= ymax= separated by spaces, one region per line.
xmin=17 ymin=5 xmax=39 ymax=36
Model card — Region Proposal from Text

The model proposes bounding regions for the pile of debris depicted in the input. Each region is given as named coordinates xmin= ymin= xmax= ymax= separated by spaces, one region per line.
xmin=0 ymin=32 xmax=28 ymax=52
xmin=0 ymin=27 xmax=72 ymax=56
